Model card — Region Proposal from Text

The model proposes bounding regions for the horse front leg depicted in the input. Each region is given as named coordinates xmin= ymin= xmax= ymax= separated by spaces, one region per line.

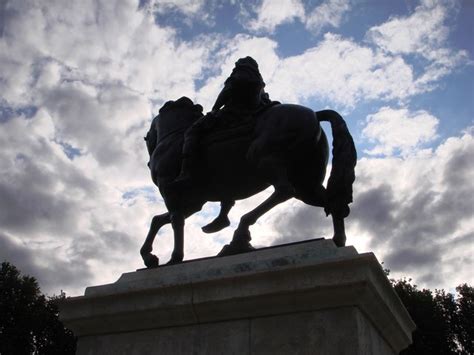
xmin=168 ymin=212 xmax=185 ymax=264
xmin=140 ymin=212 xmax=171 ymax=268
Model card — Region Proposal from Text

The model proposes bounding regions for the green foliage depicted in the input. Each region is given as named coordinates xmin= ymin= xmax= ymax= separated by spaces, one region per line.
xmin=456 ymin=284 xmax=474 ymax=354
xmin=390 ymin=277 xmax=473 ymax=355
xmin=0 ymin=262 xmax=76 ymax=355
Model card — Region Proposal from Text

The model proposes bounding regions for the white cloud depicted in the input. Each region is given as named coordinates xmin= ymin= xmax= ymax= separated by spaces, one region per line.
xmin=367 ymin=0 xmax=447 ymax=55
xmin=268 ymin=33 xmax=420 ymax=107
xmin=150 ymin=0 xmax=220 ymax=26
xmin=153 ymin=0 xmax=206 ymax=16
xmin=366 ymin=0 xmax=470 ymax=88
xmin=245 ymin=0 xmax=351 ymax=35
xmin=247 ymin=0 xmax=305 ymax=33
xmin=362 ymin=107 xmax=439 ymax=156
xmin=197 ymin=28 xmax=464 ymax=111
xmin=195 ymin=33 xmax=424 ymax=110
xmin=305 ymin=0 xmax=351 ymax=34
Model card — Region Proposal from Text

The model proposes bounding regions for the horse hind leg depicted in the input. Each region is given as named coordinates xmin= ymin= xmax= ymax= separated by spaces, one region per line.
xmin=297 ymin=185 xmax=347 ymax=247
xmin=218 ymin=158 xmax=294 ymax=256
xmin=140 ymin=212 xmax=171 ymax=268
xmin=332 ymin=214 xmax=346 ymax=247
xmin=168 ymin=212 xmax=185 ymax=264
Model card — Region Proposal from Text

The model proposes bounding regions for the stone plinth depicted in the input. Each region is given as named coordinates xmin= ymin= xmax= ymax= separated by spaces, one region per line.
xmin=60 ymin=239 xmax=415 ymax=354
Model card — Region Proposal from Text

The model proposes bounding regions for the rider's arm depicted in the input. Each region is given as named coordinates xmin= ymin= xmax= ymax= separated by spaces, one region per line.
xmin=212 ymin=79 xmax=232 ymax=111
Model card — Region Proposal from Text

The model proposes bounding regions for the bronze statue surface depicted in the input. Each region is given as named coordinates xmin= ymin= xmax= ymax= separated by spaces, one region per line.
xmin=140 ymin=58 xmax=356 ymax=267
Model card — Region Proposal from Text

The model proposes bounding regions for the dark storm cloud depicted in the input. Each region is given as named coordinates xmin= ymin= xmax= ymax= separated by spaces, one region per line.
xmin=0 ymin=0 xmax=6 ymax=37
xmin=0 ymin=232 xmax=93 ymax=295
xmin=385 ymin=247 xmax=442 ymax=272
xmin=272 ymin=203 xmax=333 ymax=245
xmin=0 ymin=149 xmax=96 ymax=236
xmin=68 ymin=230 xmax=135 ymax=262
xmin=350 ymin=184 xmax=397 ymax=239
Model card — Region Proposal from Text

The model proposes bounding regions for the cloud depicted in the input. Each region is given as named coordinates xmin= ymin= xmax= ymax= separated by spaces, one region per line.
xmin=0 ymin=0 xmax=217 ymax=295
xmin=152 ymin=0 xmax=207 ymax=16
xmin=149 ymin=0 xmax=220 ymax=26
xmin=362 ymin=107 xmax=439 ymax=156
xmin=305 ymin=0 xmax=351 ymax=34
xmin=366 ymin=0 xmax=470 ymax=88
xmin=0 ymin=231 xmax=94 ymax=295
xmin=353 ymin=128 xmax=474 ymax=287
xmin=196 ymin=32 xmax=425 ymax=110
xmin=247 ymin=0 xmax=305 ymax=33
xmin=245 ymin=0 xmax=351 ymax=35
xmin=367 ymin=0 xmax=450 ymax=56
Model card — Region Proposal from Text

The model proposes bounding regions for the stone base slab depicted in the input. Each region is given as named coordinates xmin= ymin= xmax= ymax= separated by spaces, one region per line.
xmin=60 ymin=239 xmax=415 ymax=354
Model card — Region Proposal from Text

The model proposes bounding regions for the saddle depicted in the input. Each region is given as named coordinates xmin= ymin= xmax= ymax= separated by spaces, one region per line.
xmin=201 ymin=101 xmax=279 ymax=146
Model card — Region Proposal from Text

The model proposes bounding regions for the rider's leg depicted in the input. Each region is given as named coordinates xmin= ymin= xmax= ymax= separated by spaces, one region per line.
xmin=202 ymin=200 xmax=235 ymax=233
xmin=172 ymin=123 xmax=201 ymax=186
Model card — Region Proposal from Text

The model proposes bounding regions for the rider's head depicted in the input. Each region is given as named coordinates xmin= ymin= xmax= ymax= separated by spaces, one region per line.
xmin=232 ymin=56 xmax=265 ymax=88
xmin=235 ymin=56 xmax=259 ymax=70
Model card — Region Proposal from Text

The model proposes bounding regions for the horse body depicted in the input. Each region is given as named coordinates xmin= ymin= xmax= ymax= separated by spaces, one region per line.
xmin=141 ymin=97 xmax=355 ymax=267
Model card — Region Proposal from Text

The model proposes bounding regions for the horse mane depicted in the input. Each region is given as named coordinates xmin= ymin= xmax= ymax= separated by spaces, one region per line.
xmin=159 ymin=96 xmax=203 ymax=116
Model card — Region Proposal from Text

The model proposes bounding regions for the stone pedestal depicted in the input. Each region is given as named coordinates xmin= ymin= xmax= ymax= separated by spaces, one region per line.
xmin=60 ymin=239 xmax=415 ymax=354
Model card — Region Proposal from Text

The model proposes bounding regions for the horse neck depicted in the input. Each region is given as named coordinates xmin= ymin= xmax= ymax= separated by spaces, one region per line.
xmin=157 ymin=109 xmax=199 ymax=141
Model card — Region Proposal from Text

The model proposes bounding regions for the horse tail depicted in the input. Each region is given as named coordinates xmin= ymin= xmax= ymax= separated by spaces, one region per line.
xmin=316 ymin=110 xmax=357 ymax=218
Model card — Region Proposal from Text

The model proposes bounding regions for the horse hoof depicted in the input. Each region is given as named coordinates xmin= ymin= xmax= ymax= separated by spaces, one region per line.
xmin=202 ymin=217 xmax=231 ymax=233
xmin=217 ymin=240 xmax=255 ymax=257
xmin=332 ymin=234 xmax=346 ymax=247
xmin=143 ymin=253 xmax=159 ymax=268
xmin=166 ymin=252 xmax=184 ymax=265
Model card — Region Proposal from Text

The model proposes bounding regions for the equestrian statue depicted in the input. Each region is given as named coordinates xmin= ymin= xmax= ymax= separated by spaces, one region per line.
xmin=140 ymin=57 xmax=357 ymax=267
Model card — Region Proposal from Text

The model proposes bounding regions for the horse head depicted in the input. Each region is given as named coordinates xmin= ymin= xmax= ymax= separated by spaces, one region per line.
xmin=157 ymin=96 xmax=203 ymax=141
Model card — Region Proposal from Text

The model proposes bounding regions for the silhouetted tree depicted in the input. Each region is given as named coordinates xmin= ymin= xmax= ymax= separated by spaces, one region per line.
xmin=391 ymin=277 xmax=473 ymax=355
xmin=455 ymin=284 xmax=474 ymax=354
xmin=0 ymin=262 xmax=76 ymax=355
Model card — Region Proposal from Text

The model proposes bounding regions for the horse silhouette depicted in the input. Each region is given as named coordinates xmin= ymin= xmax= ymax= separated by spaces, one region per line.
xmin=141 ymin=97 xmax=356 ymax=267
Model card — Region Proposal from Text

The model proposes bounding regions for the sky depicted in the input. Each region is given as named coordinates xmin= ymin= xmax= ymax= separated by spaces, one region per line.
xmin=0 ymin=0 xmax=473 ymax=297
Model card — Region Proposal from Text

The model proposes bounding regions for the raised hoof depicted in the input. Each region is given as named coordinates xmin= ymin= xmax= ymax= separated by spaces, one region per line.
xmin=202 ymin=217 xmax=231 ymax=234
xmin=143 ymin=253 xmax=159 ymax=268
xmin=332 ymin=234 xmax=347 ymax=247
xmin=217 ymin=240 xmax=255 ymax=257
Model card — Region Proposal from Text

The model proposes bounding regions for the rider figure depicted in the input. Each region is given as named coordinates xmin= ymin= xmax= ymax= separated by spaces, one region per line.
xmin=172 ymin=56 xmax=270 ymax=187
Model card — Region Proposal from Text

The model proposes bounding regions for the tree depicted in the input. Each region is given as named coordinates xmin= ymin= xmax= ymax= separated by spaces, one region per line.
xmin=0 ymin=262 xmax=76 ymax=355
xmin=456 ymin=284 xmax=474 ymax=354
xmin=391 ymin=277 xmax=473 ymax=355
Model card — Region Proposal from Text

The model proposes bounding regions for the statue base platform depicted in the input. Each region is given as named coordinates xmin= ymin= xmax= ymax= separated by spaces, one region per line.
xmin=60 ymin=239 xmax=415 ymax=354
